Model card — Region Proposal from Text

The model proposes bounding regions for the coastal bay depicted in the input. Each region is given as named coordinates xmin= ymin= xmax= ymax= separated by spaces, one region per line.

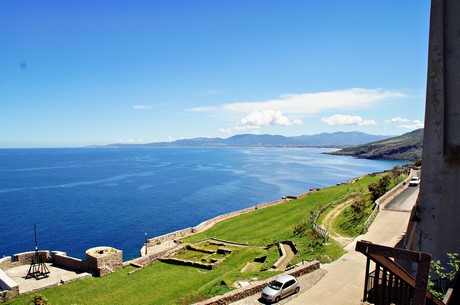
xmin=0 ymin=147 xmax=406 ymax=260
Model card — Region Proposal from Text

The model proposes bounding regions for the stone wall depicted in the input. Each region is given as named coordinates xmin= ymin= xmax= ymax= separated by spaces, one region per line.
xmin=193 ymin=261 xmax=320 ymax=305
xmin=0 ymin=269 xmax=19 ymax=300
xmin=52 ymin=252 xmax=87 ymax=272
xmin=0 ymin=257 xmax=13 ymax=271
xmin=129 ymin=248 xmax=174 ymax=268
xmin=145 ymin=198 xmax=298 ymax=251
xmin=160 ymin=257 xmax=224 ymax=270
xmin=13 ymin=250 xmax=51 ymax=265
xmin=85 ymin=247 xmax=123 ymax=277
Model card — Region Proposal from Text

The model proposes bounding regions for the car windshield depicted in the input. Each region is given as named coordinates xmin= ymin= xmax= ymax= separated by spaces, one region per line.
xmin=268 ymin=280 xmax=283 ymax=290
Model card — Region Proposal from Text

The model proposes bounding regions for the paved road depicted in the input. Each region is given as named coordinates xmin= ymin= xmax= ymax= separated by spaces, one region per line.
xmin=284 ymin=184 xmax=417 ymax=305
xmin=384 ymin=185 xmax=419 ymax=212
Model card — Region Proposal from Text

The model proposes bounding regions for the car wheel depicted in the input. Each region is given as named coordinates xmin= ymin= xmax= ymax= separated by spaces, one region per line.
xmin=275 ymin=296 xmax=281 ymax=303
xmin=295 ymin=286 xmax=300 ymax=293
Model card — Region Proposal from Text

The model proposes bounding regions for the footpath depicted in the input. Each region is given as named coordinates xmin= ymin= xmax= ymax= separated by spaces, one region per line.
xmin=285 ymin=186 xmax=419 ymax=305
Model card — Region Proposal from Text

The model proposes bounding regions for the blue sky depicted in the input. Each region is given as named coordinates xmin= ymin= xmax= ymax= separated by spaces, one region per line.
xmin=1 ymin=1 xmax=431 ymax=148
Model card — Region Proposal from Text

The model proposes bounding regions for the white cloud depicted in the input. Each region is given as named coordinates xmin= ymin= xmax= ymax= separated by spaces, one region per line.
xmin=384 ymin=117 xmax=411 ymax=124
xmin=133 ymin=105 xmax=152 ymax=110
xmin=240 ymin=110 xmax=303 ymax=127
xmin=385 ymin=117 xmax=424 ymax=129
xmin=321 ymin=114 xmax=377 ymax=126
xmin=189 ymin=88 xmax=406 ymax=135
xmin=217 ymin=110 xmax=302 ymax=135
xmin=188 ymin=88 xmax=406 ymax=115
xmin=401 ymin=120 xmax=424 ymax=129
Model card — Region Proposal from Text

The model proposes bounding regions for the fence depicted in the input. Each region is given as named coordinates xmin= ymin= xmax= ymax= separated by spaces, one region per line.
xmin=311 ymin=193 xmax=359 ymax=241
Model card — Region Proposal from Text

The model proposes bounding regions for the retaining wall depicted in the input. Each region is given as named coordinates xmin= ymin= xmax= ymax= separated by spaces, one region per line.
xmin=192 ymin=260 xmax=320 ymax=305
xmin=146 ymin=199 xmax=287 ymax=249
xmin=376 ymin=170 xmax=414 ymax=209
xmin=130 ymin=246 xmax=184 ymax=268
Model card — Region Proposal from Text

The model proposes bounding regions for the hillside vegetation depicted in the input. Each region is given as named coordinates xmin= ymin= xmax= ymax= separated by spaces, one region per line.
xmin=329 ymin=128 xmax=423 ymax=161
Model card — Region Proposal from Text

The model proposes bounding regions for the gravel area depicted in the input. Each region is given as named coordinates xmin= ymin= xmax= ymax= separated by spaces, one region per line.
xmin=230 ymin=268 xmax=327 ymax=305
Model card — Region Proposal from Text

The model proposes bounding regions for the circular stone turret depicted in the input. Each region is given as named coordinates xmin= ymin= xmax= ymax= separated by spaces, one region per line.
xmin=85 ymin=246 xmax=122 ymax=277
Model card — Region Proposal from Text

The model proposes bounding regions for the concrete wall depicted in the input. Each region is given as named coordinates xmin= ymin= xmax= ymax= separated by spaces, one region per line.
xmin=407 ymin=0 xmax=460 ymax=264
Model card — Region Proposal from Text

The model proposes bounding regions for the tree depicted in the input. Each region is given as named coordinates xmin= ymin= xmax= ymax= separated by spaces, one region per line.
xmin=369 ymin=175 xmax=391 ymax=202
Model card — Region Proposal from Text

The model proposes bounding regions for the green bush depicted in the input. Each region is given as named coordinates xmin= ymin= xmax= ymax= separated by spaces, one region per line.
xmin=428 ymin=253 xmax=460 ymax=299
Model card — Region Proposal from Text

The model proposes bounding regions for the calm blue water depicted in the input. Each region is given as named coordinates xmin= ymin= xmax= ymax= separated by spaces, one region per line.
xmin=0 ymin=147 xmax=406 ymax=260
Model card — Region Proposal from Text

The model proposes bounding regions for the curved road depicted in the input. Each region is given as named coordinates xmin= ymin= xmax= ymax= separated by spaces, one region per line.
xmin=284 ymin=183 xmax=418 ymax=305
xmin=230 ymin=182 xmax=419 ymax=305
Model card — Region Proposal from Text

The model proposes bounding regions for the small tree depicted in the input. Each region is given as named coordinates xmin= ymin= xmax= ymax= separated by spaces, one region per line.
xmin=428 ymin=253 xmax=460 ymax=299
xmin=390 ymin=165 xmax=402 ymax=185
xmin=351 ymin=198 xmax=367 ymax=220
xmin=369 ymin=175 xmax=391 ymax=202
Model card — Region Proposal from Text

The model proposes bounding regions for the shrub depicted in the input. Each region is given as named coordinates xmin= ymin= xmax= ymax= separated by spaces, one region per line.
xmin=428 ymin=253 xmax=460 ymax=299
xmin=293 ymin=218 xmax=310 ymax=236
xmin=28 ymin=294 xmax=50 ymax=305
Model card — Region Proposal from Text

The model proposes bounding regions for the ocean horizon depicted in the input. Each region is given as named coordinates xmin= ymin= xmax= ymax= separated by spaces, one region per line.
xmin=0 ymin=147 xmax=407 ymax=260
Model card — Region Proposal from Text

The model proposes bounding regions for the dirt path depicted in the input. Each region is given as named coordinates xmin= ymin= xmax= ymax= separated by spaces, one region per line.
xmin=321 ymin=199 xmax=355 ymax=247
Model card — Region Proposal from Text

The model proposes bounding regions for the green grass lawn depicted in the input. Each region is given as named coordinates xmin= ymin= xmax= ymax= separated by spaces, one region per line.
xmin=5 ymin=172 xmax=400 ymax=305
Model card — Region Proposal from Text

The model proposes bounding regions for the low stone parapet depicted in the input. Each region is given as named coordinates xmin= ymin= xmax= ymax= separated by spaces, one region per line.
xmin=52 ymin=252 xmax=87 ymax=272
xmin=0 ymin=257 xmax=13 ymax=271
xmin=192 ymin=260 xmax=320 ymax=305
xmin=0 ymin=269 xmax=19 ymax=300
xmin=160 ymin=257 xmax=223 ymax=270
xmin=13 ymin=250 xmax=51 ymax=265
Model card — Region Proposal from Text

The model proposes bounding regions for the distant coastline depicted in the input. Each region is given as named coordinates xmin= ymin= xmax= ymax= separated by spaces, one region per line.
xmin=86 ymin=131 xmax=393 ymax=149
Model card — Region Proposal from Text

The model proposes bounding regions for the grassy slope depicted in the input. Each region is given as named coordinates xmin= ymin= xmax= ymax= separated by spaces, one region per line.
xmin=5 ymin=173 xmax=389 ymax=305
xmin=332 ymin=174 xmax=407 ymax=237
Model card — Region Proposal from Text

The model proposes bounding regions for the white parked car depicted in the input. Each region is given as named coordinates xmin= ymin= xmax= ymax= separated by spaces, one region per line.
xmin=409 ymin=177 xmax=421 ymax=186
xmin=261 ymin=274 xmax=300 ymax=303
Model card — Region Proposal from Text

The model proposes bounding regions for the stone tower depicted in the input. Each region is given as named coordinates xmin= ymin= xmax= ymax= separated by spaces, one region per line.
xmin=407 ymin=0 xmax=460 ymax=263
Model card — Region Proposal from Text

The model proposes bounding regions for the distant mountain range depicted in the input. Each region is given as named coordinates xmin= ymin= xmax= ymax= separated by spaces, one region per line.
xmin=328 ymin=128 xmax=423 ymax=161
xmin=89 ymin=132 xmax=393 ymax=149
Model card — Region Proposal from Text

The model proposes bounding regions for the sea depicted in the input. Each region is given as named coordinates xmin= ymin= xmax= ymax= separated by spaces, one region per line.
xmin=0 ymin=147 xmax=407 ymax=261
